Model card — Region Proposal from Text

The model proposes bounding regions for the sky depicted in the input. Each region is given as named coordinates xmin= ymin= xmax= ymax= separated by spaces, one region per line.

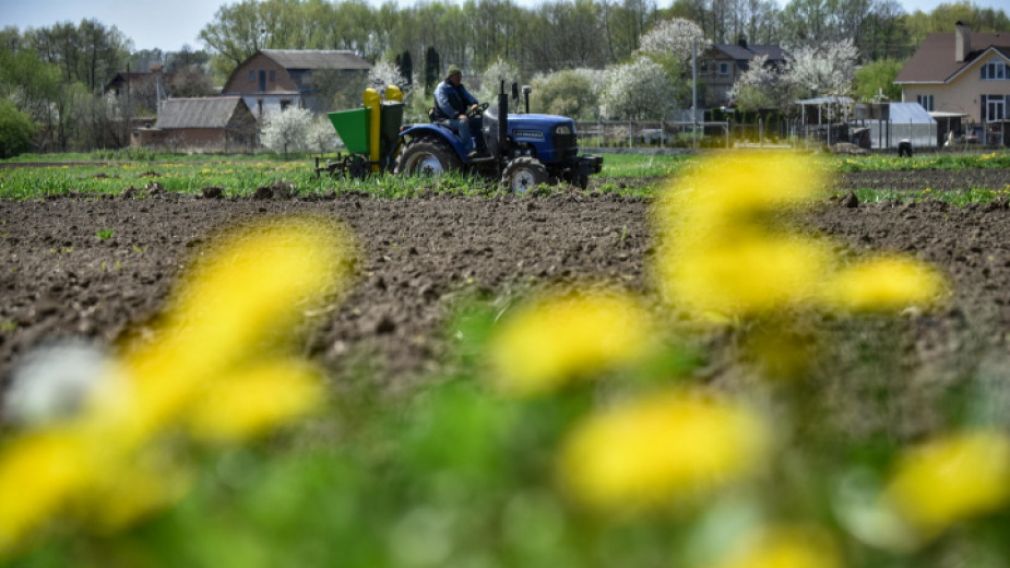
xmin=1 ymin=0 xmax=1008 ymax=52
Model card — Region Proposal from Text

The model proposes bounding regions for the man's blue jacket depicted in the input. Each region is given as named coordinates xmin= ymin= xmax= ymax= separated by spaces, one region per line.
xmin=434 ymin=80 xmax=479 ymax=120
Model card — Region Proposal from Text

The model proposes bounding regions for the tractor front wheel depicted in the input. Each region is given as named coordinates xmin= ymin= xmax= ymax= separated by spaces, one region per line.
xmin=501 ymin=157 xmax=548 ymax=194
xmin=394 ymin=139 xmax=460 ymax=176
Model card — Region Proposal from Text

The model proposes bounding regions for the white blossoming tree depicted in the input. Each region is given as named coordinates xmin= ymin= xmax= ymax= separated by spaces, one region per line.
xmin=368 ymin=59 xmax=406 ymax=90
xmin=729 ymin=39 xmax=859 ymax=112
xmin=787 ymin=39 xmax=859 ymax=98
xmin=599 ymin=57 xmax=677 ymax=120
xmin=639 ymin=18 xmax=709 ymax=62
xmin=478 ymin=58 xmax=521 ymax=102
xmin=307 ymin=116 xmax=342 ymax=154
xmin=260 ymin=107 xmax=312 ymax=157
xmin=729 ymin=55 xmax=798 ymax=112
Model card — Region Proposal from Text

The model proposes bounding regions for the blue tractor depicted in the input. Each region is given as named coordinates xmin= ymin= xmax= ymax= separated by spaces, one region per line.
xmin=320 ymin=81 xmax=602 ymax=192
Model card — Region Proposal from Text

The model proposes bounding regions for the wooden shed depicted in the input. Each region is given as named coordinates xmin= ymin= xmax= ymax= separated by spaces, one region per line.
xmin=134 ymin=96 xmax=258 ymax=151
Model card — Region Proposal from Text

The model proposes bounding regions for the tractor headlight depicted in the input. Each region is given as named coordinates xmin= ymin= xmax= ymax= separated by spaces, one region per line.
xmin=555 ymin=125 xmax=573 ymax=135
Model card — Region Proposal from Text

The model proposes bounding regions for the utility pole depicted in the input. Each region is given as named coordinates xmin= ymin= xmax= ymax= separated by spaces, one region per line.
xmin=691 ymin=39 xmax=699 ymax=149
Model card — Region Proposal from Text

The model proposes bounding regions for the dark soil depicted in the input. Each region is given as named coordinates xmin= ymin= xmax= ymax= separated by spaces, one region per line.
xmin=4 ymin=190 xmax=1010 ymax=440
xmin=602 ymin=168 xmax=1010 ymax=193
xmin=0 ymin=193 xmax=649 ymax=389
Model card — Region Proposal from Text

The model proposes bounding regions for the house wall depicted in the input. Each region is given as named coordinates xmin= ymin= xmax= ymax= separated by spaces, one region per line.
xmin=901 ymin=52 xmax=1010 ymax=123
xmin=699 ymin=53 xmax=739 ymax=107
xmin=223 ymin=53 xmax=300 ymax=95
xmin=226 ymin=103 xmax=260 ymax=149
xmin=134 ymin=128 xmax=236 ymax=151
xmin=240 ymin=94 xmax=305 ymax=121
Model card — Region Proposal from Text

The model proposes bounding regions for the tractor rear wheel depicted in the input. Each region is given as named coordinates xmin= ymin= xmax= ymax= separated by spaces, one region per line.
xmin=394 ymin=139 xmax=460 ymax=176
xmin=501 ymin=157 xmax=548 ymax=194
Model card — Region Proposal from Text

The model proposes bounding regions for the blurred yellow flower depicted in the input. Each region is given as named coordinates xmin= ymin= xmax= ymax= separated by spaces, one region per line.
xmin=0 ymin=217 xmax=352 ymax=551
xmin=187 ymin=359 xmax=324 ymax=442
xmin=661 ymin=237 xmax=831 ymax=317
xmin=0 ymin=431 xmax=91 ymax=550
xmin=116 ymin=218 xmax=351 ymax=442
xmin=712 ymin=525 xmax=841 ymax=568
xmin=885 ymin=430 xmax=1010 ymax=537
xmin=558 ymin=390 xmax=769 ymax=510
xmin=822 ymin=256 xmax=944 ymax=312
xmin=653 ymin=150 xmax=947 ymax=320
xmin=81 ymin=453 xmax=191 ymax=533
xmin=489 ymin=289 xmax=654 ymax=396
xmin=657 ymin=151 xmax=826 ymax=234
xmin=653 ymin=152 xmax=829 ymax=318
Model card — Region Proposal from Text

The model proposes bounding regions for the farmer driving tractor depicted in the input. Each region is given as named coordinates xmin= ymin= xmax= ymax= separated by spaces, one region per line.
xmin=433 ymin=66 xmax=483 ymax=159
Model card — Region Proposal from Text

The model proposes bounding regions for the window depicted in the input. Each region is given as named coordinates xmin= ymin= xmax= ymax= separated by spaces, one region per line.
xmin=984 ymin=94 xmax=1006 ymax=121
xmin=981 ymin=61 xmax=1007 ymax=80
xmin=700 ymin=62 xmax=709 ymax=73
xmin=280 ymin=99 xmax=291 ymax=111
xmin=916 ymin=94 xmax=934 ymax=111
xmin=718 ymin=62 xmax=730 ymax=76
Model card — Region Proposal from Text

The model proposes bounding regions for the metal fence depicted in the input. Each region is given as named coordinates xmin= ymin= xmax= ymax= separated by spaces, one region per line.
xmin=574 ymin=120 xmax=730 ymax=148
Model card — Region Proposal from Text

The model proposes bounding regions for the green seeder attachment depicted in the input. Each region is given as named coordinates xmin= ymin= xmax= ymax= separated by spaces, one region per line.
xmin=320 ymin=96 xmax=405 ymax=179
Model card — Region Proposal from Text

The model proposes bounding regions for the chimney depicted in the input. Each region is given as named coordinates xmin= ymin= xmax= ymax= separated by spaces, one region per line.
xmin=955 ymin=21 xmax=971 ymax=62
xmin=737 ymin=35 xmax=748 ymax=49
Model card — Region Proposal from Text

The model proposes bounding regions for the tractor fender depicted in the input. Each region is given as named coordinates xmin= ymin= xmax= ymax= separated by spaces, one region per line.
xmin=399 ymin=124 xmax=469 ymax=161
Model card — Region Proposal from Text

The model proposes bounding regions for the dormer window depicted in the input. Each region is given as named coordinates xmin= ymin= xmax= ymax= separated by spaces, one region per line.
xmin=718 ymin=62 xmax=730 ymax=76
xmin=981 ymin=61 xmax=1007 ymax=80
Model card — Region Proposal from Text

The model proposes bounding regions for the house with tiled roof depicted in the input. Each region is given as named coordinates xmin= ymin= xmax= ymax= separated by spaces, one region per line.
xmin=700 ymin=39 xmax=788 ymax=107
xmin=896 ymin=22 xmax=1010 ymax=138
xmin=221 ymin=49 xmax=372 ymax=119
xmin=133 ymin=96 xmax=258 ymax=151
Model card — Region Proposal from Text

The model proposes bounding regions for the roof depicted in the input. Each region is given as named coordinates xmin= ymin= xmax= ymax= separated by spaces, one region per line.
xmin=709 ymin=43 xmax=787 ymax=62
xmin=796 ymin=96 xmax=854 ymax=105
xmin=896 ymin=31 xmax=1010 ymax=83
xmin=155 ymin=97 xmax=247 ymax=129
xmin=890 ymin=102 xmax=935 ymax=124
xmin=259 ymin=49 xmax=371 ymax=71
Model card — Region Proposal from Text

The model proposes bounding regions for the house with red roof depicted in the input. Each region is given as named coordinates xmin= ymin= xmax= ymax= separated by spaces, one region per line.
xmin=896 ymin=22 xmax=1010 ymax=142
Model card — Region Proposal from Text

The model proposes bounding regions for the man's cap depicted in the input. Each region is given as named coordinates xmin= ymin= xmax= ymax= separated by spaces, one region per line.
xmin=446 ymin=65 xmax=462 ymax=78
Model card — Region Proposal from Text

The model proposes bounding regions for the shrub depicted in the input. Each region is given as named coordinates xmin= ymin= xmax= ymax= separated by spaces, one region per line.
xmin=0 ymin=100 xmax=35 ymax=159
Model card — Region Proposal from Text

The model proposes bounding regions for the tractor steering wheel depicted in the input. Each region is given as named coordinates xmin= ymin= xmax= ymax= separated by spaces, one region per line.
xmin=468 ymin=102 xmax=490 ymax=119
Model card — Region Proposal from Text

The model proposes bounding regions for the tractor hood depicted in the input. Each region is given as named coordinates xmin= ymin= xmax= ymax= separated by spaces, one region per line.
xmin=482 ymin=107 xmax=579 ymax=164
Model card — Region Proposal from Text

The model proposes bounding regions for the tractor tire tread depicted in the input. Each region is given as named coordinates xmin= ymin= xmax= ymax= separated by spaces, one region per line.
xmin=393 ymin=138 xmax=461 ymax=176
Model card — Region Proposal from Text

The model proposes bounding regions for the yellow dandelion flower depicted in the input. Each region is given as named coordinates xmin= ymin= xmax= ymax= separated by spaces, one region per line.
xmin=489 ymin=289 xmax=654 ymax=396
xmin=884 ymin=430 xmax=1010 ymax=537
xmin=81 ymin=453 xmax=191 ymax=533
xmin=659 ymin=236 xmax=832 ymax=317
xmin=186 ymin=359 xmax=324 ymax=442
xmin=655 ymin=151 xmax=826 ymax=236
xmin=653 ymin=152 xmax=830 ymax=318
xmin=114 ymin=218 xmax=352 ymax=441
xmin=0 ymin=217 xmax=353 ymax=550
xmin=0 ymin=431 xmax=91 ymax=551
xmin=558 ymin=390 xmax=769 ymax=510
xmin=822 ymin=256 xmax=945 ymax=312
xmin=712 ymin=525 xmax=841 ymax=568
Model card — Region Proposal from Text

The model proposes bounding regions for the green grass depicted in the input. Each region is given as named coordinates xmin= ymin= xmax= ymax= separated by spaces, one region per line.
xmin=832 ymin=150 xmax=1010 ymax=172
xmin=845 ymin=186 xmax=1010 ymax=206
xmin=2 ymin=149 xmax=1009 ymax=200
xmin=598 ymin=153 xmax=692 ymax=178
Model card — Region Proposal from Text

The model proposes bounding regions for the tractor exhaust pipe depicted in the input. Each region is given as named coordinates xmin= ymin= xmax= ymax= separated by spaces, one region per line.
xmin=498 ymin=79 xmax=509 ymax=159
xmin=522 ymin=85 xmax=531 ymax=114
